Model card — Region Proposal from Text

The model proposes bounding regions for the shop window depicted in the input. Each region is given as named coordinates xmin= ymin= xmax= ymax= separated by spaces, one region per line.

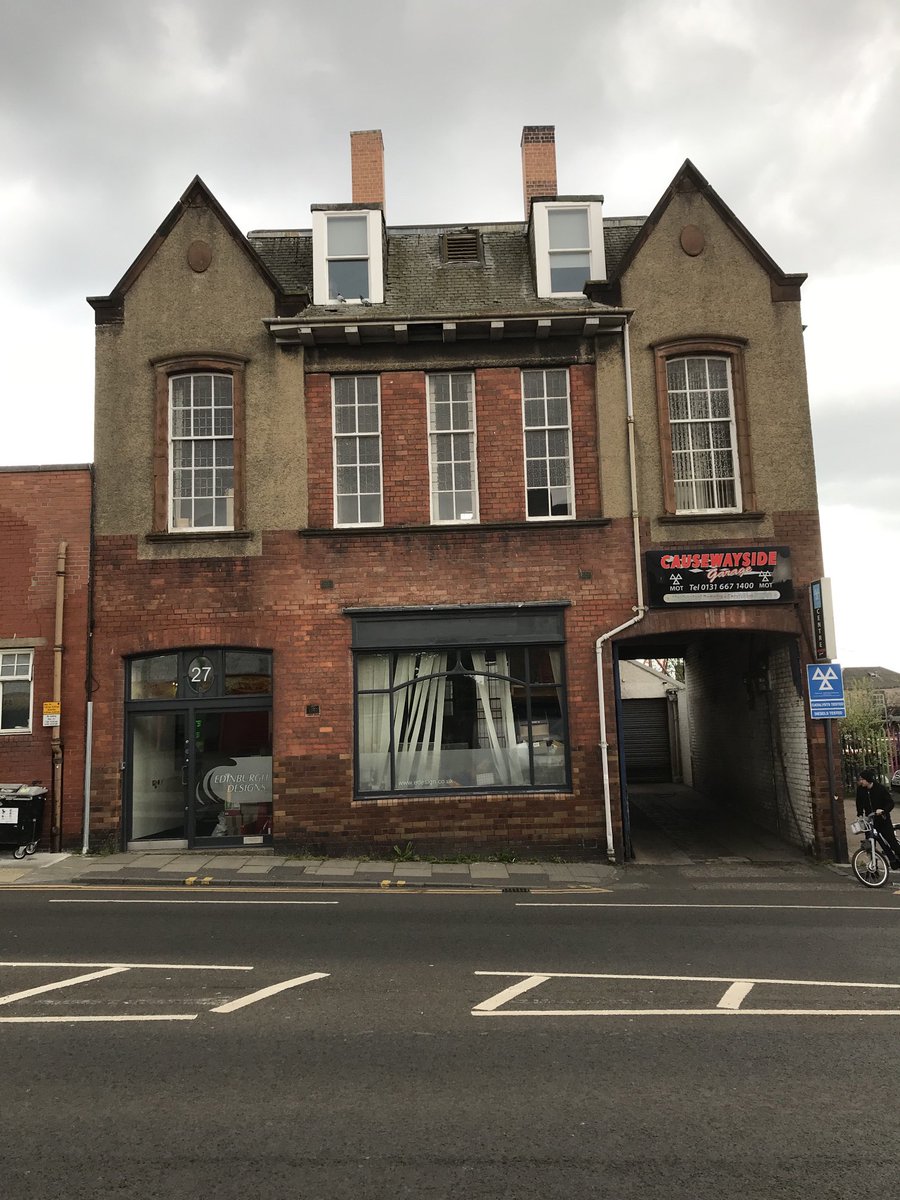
xmin=352 ymin=608 xmax=569 ymax=797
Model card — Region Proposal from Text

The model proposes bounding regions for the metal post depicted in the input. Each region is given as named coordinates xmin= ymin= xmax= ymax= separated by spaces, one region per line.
xmin=825 ymin=718 xmax=847 ymax=863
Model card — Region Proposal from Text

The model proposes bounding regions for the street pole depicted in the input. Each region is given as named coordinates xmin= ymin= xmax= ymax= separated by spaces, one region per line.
xmin=825 ymin=718 xmax=847 ymax=863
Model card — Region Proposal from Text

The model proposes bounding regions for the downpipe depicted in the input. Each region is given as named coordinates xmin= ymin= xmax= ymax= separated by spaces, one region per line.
xmin=51 ymin=540 xmax=67 ymax=852
xmin=596 ymin=319 xmax=646 ymax=863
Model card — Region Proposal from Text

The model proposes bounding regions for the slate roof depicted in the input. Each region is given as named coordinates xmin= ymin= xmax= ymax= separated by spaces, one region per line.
xmin=248 ymin=216 xmax=644 ymax=321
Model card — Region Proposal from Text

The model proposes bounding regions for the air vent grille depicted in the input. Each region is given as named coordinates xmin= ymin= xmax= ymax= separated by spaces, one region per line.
xmin=442 ymin=229 xmax=481 ymax=263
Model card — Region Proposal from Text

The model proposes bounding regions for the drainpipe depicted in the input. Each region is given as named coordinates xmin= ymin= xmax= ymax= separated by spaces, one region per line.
xmin=51 ymin=541 xmax=67 ymax=852
xmin=596 ymin=319 xmax=646 ymax=862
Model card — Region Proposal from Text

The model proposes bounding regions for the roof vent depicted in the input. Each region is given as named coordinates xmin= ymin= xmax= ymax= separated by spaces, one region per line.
xmin=442 ymin=229 xmax=481 ymax=263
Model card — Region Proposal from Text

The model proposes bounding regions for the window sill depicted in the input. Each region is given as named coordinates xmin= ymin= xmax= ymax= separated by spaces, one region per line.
xmin=145 ymin=530 xmax=253 ymax=543
xmin=301 ymin=518 xmax=611 ymax=538
xmin=657 ymin=511 xmax=765 ymax=525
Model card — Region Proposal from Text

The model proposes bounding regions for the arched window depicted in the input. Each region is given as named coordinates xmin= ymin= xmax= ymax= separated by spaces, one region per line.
xmin=653 ymin=338 xmax=756 ymax=516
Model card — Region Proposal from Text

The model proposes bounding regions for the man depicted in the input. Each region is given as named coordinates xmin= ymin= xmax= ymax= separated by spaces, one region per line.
xmin=856 ymin=768 xmax=900 ymax=869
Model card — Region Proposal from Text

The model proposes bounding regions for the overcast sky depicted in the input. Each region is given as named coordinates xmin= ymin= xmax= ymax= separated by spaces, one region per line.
xmin=1 ymin=0 xmax=897 ymax=669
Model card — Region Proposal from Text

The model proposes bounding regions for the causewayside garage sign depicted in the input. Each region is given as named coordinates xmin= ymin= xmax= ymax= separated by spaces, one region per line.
xmin=645 ymin=546 xmax=793 ymax=607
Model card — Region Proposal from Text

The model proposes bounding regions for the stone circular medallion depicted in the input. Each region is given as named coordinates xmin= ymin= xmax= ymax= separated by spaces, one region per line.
xmin=680 ymin=225 xmax=705 ymax=256
xmin=187 ymin=240 xmax=212 ymax=272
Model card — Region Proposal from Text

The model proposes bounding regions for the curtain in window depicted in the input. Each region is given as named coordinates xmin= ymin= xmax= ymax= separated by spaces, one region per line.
xmin=470 ymin=652 xmax=525 ymax=785
xmin=357 ymin=654 xmax=391 ymax=791
xmin=393 ymin=653 xmax=448 ymax=789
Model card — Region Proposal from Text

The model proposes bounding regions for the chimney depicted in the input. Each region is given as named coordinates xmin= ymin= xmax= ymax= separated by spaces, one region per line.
xmin=521 ymin=125 xmax=557 ymax=217
xmin=350 ymin=129 xmax=385 ymax=208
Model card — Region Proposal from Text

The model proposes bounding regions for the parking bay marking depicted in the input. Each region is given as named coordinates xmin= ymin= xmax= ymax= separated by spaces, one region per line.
xmin=472 ymin=970 xmax=900 ymax=1017
xmin=0 ymin=961 xmax=328 ymax=1024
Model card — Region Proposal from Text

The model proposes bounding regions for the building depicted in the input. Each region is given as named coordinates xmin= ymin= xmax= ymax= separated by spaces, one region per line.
xmin=83 ymin=127 xmax=835 ymax=860
xmin=0 ymin=465 xmax=92 ymax=848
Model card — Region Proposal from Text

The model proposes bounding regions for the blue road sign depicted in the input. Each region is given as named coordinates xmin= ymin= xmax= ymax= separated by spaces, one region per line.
xmin=807 ymin=662 xmax=846 ymax=719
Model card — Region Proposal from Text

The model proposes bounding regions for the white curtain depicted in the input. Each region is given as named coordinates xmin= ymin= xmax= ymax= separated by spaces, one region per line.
xmin=393 ymin=652 xmax=447 ymax=787
xmin=356 ymin=654 xmax=391 ymax=790
xmin=470 ymin=651 xmax=525 ymax=785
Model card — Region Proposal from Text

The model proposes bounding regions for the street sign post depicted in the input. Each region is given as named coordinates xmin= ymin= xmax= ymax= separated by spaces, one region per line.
xmin=806 ymin=663 xmax=846 ymax=720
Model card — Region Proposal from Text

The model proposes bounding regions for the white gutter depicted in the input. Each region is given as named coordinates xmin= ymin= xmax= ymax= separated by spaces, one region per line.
xmin=596 ymin=318 xmax=646 ymax=863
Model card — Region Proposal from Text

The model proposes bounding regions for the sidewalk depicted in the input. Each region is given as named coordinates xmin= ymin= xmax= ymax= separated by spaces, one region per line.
xmin=0 ymin=848 xmax=853 ymax=891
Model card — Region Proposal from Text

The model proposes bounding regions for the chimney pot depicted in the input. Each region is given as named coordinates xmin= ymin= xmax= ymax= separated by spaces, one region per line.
xmin=350 ymin=129 xmax=385 ymax=209
xmin=521 ymin=125 xmax=557 ymax=217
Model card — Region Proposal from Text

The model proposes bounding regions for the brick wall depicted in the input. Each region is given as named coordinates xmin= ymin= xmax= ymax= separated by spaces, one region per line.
xmin=89 ymin=518 xmax=632 ymax=853
xmin=0 ymin=467 xmax=92 ymax=846
xmin=306 ymin=364 xmax=599 ymax=528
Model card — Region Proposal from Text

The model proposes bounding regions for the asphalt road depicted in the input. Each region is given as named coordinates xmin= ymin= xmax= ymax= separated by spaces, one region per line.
xmin=2 ymin=882 xmax=900 ymax=1199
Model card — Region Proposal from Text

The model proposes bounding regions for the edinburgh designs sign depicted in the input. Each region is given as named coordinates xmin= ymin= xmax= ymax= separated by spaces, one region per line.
xmin=645 ymin=547 xmax=793 ymax=607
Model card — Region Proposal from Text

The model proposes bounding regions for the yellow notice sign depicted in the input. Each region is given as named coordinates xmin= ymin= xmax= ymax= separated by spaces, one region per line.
xmin=42 ymin=701 xmax=61 ymax=727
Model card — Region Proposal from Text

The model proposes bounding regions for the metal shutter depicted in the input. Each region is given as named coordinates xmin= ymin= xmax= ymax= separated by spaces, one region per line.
xmin=621 ymin=699 xmax=672 ymax=783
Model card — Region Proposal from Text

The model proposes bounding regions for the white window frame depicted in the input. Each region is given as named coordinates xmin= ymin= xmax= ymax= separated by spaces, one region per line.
xmin=666 ymin=355 xmax=742 ymax=515
xmin=521 ymin=368 xmax=576 ymax=521
xmin=332 ymin=375 xmax=384 ymax=528
xmin=168 ymin=372 xmax=235 ymax=533
xmin=312 ymin=209 xmax=384 ymax=305
xmin=532 ymin=201 xmax=605 ymax=298
xmin=0 ymin=649 xmax=34 ymax=734
xmin=426 ymin=372 xmax=479 ymax=524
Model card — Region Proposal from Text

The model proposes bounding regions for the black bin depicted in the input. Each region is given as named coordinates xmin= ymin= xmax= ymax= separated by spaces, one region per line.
xmin=0 ymin=785 xmax=47 ymax=859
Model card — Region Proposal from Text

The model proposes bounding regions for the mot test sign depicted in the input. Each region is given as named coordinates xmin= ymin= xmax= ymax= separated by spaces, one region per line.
xmin=645 ymin=547 xmax=794 ymax=607
xmin=806 ymin=662 xmax=846 ymax=720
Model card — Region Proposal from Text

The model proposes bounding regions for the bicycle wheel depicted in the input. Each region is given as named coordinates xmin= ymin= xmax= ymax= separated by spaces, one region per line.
xmin=852 ymin=846 xmax=891 ymax=888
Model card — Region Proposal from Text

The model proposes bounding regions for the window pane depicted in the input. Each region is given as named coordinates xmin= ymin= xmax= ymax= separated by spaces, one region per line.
xmin=667 ymin=355 xmax=739 ymax=513
xmin=130 ymin=654 xmax=179 ymax=701
xmin=224 ymin=651 xmax=272 ymax=695
xmin=523 ymin=396 xmax=545 ymax=428
xmin=527 ymin=489 xmax=550 ymax=517
xmin=328 ymin=259 xmax=369 ymax=301
xmin=327 ymin=215 xmax=368 ymax=256
xmin=337 ymin=495 xmax=359 ymax=525
xmin=522 ymin=370 xmax=544 ymax=400
xmin=548 ymin=208 xmax=589 ymax=250
xmin=549 ymin=253 xmax=590 ymax=293
xmin=0 ymin=681 xmax=31 ymax=730
xmin=359 ymin=493 xmax=382 ymax=524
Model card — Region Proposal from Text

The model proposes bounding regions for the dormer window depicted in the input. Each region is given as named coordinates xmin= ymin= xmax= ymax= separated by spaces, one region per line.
xmin=532 ymin=200 xmax=605 ymax=298
xmin=312 ymin=209 xmax=384 ymax=305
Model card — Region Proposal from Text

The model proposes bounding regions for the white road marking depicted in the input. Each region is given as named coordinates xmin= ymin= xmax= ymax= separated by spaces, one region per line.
xmin=0 ymin=966 xmax=129 ymax=1007
xmin=0 ymin=961 xmax=253 ymax=971
xmin=472 ymin=969 xmax=900 ymax=1018
xmin=472 ymin=974 xmax=551 ymax=1012
xmin=473 ymin=1008 xmax=900 ymax=1018
xmin=474 ymin=970 xmax=900 ymax=990
xmin=518 ymin=902 xmax=900 ymax=912
xmin=211 ymin=972 xmax=329 ymax=1013
xmin=0 ymin=1014 xmax=198 ymax=1024
xmin=49 ymin=899 xmax=339 ymax=906
xmin=717 ymin=981 xmax=755 ymax=1009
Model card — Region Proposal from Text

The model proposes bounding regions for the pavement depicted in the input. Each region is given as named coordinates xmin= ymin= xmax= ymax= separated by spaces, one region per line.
xmin=0 ymin=846 xmax=858 ymax=891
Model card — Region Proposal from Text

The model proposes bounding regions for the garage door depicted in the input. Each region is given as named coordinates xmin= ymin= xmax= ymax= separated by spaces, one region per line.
xmin=622 ymin=698 xmax=672 ymax=783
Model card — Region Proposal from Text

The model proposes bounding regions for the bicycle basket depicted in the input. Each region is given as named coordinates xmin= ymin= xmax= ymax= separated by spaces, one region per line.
xmin=851 ymin=817 xmax=873 ymax=835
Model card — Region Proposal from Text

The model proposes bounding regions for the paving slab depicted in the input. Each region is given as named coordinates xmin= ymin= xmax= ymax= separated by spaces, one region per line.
xmin=469 ymin=863 xmax=510 ymax=879
xmin=391 ymin=863 xmax=432 ymax=877
xmin=430 ymin=863 xmax=470 ymax=875
xmin=236 ymin=863 xmax=277 ymax=874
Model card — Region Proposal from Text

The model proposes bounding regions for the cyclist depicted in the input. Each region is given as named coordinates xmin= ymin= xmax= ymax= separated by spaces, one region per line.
xmin=856 ymin=767 xmax=900 ymax=869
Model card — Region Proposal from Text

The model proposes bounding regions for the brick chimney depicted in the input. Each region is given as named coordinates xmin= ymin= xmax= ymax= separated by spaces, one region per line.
xmin=521 ymin=125 xmax=557 ymax=217
xmin=350 ymin=129 xmax=385 ymax=208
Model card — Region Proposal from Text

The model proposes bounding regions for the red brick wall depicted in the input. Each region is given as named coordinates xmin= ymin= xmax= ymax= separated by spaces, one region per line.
xmin=89 ymin=522 xmax=630 ymax=855
xmin=0 ymin=468 xmax=92 ymax=847
xmin=306 ymin=364 xmax=600 ymax=528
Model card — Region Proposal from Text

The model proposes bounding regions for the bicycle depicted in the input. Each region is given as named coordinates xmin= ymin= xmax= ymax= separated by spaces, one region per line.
xmin=850 ymin=813 xmax=900 ymax=888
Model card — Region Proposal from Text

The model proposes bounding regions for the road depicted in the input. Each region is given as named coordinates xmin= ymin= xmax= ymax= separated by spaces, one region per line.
xmin=2 ymin=881 xmax=899 ymax=1198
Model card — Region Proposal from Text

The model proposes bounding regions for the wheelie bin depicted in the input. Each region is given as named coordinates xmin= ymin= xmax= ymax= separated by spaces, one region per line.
xmin=0 ymin=784 xmax=47 ymax=859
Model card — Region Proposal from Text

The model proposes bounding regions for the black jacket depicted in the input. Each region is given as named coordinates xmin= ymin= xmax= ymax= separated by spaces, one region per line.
xmin=856 ymin=779 xmax=894 ymax=817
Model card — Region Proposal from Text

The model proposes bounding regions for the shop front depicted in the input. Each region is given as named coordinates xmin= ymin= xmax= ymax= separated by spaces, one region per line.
xmin=125 ymin=648 xmax=273 ymax=848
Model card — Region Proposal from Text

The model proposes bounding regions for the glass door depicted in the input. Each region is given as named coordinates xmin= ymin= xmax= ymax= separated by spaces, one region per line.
xmin=129 ymin=711 xmax=188 ymax=842
xmin=191 ymin=708 xmax=273 ymax=845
